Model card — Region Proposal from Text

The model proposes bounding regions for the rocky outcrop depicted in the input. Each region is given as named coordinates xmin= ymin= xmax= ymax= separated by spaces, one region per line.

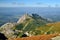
xmin=0 ymin=22 xmax=16 ymax=38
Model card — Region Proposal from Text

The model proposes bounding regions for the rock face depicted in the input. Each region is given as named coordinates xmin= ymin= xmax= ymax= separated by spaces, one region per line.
xmin=51 ymin=36 xmax=60 ymax=40
xmin=0 ymin=23 xmax=16 ymax=38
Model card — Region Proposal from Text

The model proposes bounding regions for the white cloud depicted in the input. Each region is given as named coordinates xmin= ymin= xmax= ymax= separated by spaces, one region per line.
xmin=0 ymin=3 xmax=24 ymax=7
xmin=0 ymin=2 xmax=60 ymax=7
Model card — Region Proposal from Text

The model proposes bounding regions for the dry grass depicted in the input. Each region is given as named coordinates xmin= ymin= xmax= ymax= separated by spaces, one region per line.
xmin=9 ymin=34 xmax=59 ymax=40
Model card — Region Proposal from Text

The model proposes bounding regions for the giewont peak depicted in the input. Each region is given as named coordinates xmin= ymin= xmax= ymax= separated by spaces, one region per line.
xmin=17 ymin=13 xmax=31 ymax=24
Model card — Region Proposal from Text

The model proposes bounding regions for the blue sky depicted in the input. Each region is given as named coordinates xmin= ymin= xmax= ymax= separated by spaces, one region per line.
xmin=0 ymin=0 xmax=60 ymax=7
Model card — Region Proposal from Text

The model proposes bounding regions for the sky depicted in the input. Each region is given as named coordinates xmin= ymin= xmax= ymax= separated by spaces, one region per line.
xmin=0 ymin=0 xmax=60 ymax=7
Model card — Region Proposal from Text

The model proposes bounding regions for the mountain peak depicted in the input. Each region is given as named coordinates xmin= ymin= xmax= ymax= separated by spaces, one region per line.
xmin=17 ymin=14 xmax=31 ymax=24
xmin=17 ymin=13 xmax=52 ymax=24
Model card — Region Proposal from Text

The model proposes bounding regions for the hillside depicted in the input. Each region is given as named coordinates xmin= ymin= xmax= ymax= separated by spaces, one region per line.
xmin=36 ymin=22 xmax=60 ymax=34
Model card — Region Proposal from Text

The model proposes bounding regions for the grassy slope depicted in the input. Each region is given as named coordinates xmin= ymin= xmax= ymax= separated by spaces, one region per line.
xmin=37 ymin=22 xmax=60 ymax=34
